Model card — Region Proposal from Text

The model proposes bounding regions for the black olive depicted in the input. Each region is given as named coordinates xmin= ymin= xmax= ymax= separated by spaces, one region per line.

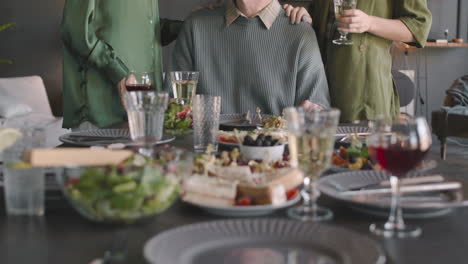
xmin=263 ymin=140 xmax=272 ymax=146
xmin=255 ymin=138 xmax=263 ymax=146
xmin=244 ymin=135 xmax=254 ymax=146
xmin=271 ymin=139 xmax=279 ymax=146
xmin=257 ymin=134 xmax=265 ymax=141
xmin=265 ymin=135 xmax=273 ymax=141
xmin=349 ymin=155 xmax=357 ymax=163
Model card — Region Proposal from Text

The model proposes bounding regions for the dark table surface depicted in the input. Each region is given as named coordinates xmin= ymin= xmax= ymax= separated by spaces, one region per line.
xmin=1 ymin=136 xmax=467 ymax=264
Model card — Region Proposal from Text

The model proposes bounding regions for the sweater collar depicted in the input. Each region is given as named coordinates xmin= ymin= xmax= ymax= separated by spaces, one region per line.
xmin=226 ymin=0 xmax=281 ymax=29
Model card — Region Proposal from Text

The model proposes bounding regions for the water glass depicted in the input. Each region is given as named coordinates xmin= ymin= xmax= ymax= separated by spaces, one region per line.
xmin=4 ymin=167 xmax=45 ymax=216
xmin=2 ymin=128 xmax=46 ymax=216
xmin=170 ymin=71 xmax=199 ymax=105
xmin=125 ymin=91 xmax=169 ymax=145
xmin=192 ymin=95 xmax=221 ymax=154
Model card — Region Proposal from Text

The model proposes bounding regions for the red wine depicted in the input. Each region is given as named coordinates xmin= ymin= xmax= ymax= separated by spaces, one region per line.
xmin=126 ymin=84 xmax=153 ymax=92
xmin=369 ymin=146 xmax=428 ymax=177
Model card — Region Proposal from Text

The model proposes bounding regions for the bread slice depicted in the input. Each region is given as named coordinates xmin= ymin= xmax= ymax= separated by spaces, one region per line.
xmin=237 ymin=168 xmax=303 ymax=205
xmin=182 ymin=192 xmax=234 ymax=207
xmin=182 ymin=175 xmax=238 ymax=207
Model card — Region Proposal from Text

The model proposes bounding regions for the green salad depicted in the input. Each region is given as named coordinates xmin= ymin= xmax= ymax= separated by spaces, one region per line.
xmin=65 ymin=155 xmax=179 ymax=223
xmin=164 ymin=101 xmax=192 ymax=135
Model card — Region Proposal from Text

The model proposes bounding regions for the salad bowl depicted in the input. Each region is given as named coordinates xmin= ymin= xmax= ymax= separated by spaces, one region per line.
xmin=56 ymin=150 xmax=193 ymax=224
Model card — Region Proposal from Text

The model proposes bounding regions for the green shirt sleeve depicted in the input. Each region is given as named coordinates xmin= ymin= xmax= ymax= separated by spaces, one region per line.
xmin=160 ymin=19 xmax=184 ymax=47
xmin=61 ymin=0 xmax=128 ymax=85
xmin=295 ymin=30 xmax=330 ymax=108
xmin=394 ymin=0 xmax=432 ymax=48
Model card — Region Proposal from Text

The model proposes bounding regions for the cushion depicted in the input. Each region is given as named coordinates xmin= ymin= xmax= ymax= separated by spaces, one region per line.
xmin=0 ymin=95 xmax=33 ymax=118
xmin=0 ymin=76 xmax=53 ymax=116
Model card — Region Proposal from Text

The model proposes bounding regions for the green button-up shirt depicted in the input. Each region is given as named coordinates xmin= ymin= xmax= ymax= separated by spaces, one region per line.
xmin=61 ymin=0 xmax=182 ymax=128
xmin=310 ymin=0 xmax=432 ymax=122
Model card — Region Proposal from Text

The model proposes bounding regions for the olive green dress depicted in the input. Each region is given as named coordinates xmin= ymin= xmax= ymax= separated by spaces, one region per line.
xmin=310 ymin=0 xmax=432 ymax=122
xmin=61 ymin=0 xmax=182 ymax=128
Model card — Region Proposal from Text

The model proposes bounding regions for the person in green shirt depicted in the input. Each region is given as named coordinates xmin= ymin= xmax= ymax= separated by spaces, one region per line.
xmin=61 ymin=0 xmax=182 ymax=130
xmin=283 ymin=1 xmax=432 ymax=121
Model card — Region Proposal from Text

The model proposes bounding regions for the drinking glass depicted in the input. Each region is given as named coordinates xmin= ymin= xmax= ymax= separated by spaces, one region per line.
xmin=170 ymin=71 xmax=199 ymax=105
xmin=367 ymin=116 xmax=432 ymax=238
xmin=124 ymin=91 xmax=169 ymax=146
xmin=332 ymin=0 xmax=357 ymax=45
xmin=3 ymin=128 xmax=46 ymax=216
xmin=125 ymin=71 xmax=154 ymax=92
xmin=192 ymin=95 xmax=221 ymax=154
xmin=285 ymin=107 xmax=341 ymax=221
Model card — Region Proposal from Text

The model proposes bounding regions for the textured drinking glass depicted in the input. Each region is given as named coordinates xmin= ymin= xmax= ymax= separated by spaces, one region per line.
xmin=285 ymin=107 xmax=340 ymax=221
xmin=170 ymin=71 xmax=199 ymax=105
xmin=3 ymin=128 xmax=46 ymax=216
xmin=367 ymin=116 xmax=432 ymax=238
xmin=192 ymin=95 xmax=221 ymax=154
xmin=332 ymin=0 xmax=357 ymax=45
xmin=125 ymin=91 xmax=169 ymax=145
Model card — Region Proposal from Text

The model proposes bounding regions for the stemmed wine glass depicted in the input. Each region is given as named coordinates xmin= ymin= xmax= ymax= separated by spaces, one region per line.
xmin=285 ymin=107 xmax=341 ymax=221
xmin=333 ymin=0 xmax=357 ymax=45
xmin=125 ymin=71 xmax=154 ymax=92
xmin=367 ymin=116 xmax=432 ymax=238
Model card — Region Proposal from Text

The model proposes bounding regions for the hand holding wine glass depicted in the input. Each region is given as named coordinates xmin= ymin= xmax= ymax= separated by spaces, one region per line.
xmin=333 ymin=0 xmax=357 ymax=45
xmin=367 ymin=116 xmax=432 ymax=238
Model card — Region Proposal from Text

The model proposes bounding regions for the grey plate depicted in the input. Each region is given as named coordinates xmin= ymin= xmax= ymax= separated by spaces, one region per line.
xmin=336 ymin=126 xmax=370 ymax=137
xmin=184 ymin=194 xmax=301 ymax=217
xmin=144 ymin=219 xmax=386 ymax=264
xmin=317 ymin=170 xmax=463 ymax=219
xmin=59 ymin=129 xmax=175 ymax=146
xmin=219 ymin=113 xmax=273 ymax=130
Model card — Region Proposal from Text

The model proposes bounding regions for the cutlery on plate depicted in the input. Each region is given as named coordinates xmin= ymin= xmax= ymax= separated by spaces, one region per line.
xmin=341 ymin=181 xmax=462 ymax=196
xmin=347 ymin=175 xmax=445 ymax=191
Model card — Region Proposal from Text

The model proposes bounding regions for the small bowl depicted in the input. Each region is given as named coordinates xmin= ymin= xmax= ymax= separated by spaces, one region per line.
xmin=239 ymin=144 xmax=286 ymax=162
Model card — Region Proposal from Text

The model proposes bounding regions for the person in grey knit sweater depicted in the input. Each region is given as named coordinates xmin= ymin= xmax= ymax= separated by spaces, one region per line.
xmin=171 ymin=0 xmax=330 ymax=115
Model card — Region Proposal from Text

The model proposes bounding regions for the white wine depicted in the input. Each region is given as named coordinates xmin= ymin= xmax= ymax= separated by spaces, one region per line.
xmin=172 ymin=80 xmax=197 ymax=104
xmin=334 ymin=0 xmax=357 ymax=19
xmin=288 ymin=133 xmax=335 ymax=180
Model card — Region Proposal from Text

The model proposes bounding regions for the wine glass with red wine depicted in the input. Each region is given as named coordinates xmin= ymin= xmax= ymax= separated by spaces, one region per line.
xmin=367 ymin=116 xmax=432 ymax=238
xmin=125 ymin=71 xmax=154 ymax=92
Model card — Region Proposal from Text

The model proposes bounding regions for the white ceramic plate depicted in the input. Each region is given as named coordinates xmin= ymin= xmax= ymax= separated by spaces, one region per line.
xmin=184 ymin=193 xmax=301 ymax=217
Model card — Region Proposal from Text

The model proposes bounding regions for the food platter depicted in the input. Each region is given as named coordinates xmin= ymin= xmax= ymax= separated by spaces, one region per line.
xmin=184 ymin=192 xmax=301 ymax=217
xmin=219 ymin=113 xmax=273 ymax=131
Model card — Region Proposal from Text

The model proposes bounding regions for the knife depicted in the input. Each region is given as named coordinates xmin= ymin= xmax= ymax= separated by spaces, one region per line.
xmin=341 ymin=181 xmax=462 ymax=196
xmin=347 ymin=175 xmax=445 ymax=191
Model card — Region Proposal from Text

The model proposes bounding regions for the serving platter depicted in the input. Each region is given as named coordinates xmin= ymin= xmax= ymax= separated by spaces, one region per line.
xmin=219 ymin=113 xmax=272 ymax=131
xmin=183 ymin=193 xmax=301 ymax=217
xmin=318 ymin=170 xmax=464 ymax=218
xmin=59 ymin=129 xmax=175 ymax=147
xmin=144 ymin=218 xmax=386 ymax=264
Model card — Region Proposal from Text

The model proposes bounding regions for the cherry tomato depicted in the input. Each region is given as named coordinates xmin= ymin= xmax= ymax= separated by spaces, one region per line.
xmin=219 ymin=136 xmax=237 ymax=143
xmin=286 ymin=189 xmax=299 ymax=200
xmin=236 ymin=196 xmax=252 ymax=206
xmin=66 ymin=178 xmax=80 ymax=186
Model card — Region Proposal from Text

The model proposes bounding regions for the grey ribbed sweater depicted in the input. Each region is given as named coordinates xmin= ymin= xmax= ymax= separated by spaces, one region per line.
xmin=171 ymin=7 xmax=330 ymax=115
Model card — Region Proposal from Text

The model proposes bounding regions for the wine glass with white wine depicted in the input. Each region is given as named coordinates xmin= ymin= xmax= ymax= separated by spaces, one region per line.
xmin=285 ymin=107 xmax=341 ymax=221
xmin=333 ymin=0 xmax=357 ymax=45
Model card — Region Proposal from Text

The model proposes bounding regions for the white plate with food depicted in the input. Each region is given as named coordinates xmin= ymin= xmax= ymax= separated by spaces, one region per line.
xmin=184 ymin=191 xmax=301 ymax=217
xmin=183 ymin=148 xmax=303 ymax=217
xmin=217 ymin=129 xmax=288 ymax=147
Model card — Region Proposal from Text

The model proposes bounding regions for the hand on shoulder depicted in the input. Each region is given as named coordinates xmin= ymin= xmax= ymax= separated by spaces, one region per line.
xmin=283 ymin=4 xmax=312 ymax=25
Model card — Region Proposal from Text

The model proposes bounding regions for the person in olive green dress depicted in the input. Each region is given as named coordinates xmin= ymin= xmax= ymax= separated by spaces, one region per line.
xmin=61 ymin=0 xmax=182 ymax=130
xmin=283 ymin=1 xmax=432 ymax=121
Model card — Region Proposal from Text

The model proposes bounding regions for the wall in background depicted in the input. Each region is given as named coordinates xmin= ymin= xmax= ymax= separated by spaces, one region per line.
xmin=0 ymin=0 xmax=467 ymax=120
xmin=0 ymin=0 xmax=64 ymax=116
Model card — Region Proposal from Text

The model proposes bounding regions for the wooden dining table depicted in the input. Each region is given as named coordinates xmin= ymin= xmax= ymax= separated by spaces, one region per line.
xmin=0 ymin=135 xmax=467 ymax=264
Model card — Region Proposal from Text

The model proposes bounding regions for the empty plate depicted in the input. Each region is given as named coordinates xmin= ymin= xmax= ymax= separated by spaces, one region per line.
xmin=59 ymin=129 xmax=175 ymax=146
xmin=144 ymin=219 xmax=386 ymax=264
xmin=318 ymin=170 xmax=463 ymax=218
